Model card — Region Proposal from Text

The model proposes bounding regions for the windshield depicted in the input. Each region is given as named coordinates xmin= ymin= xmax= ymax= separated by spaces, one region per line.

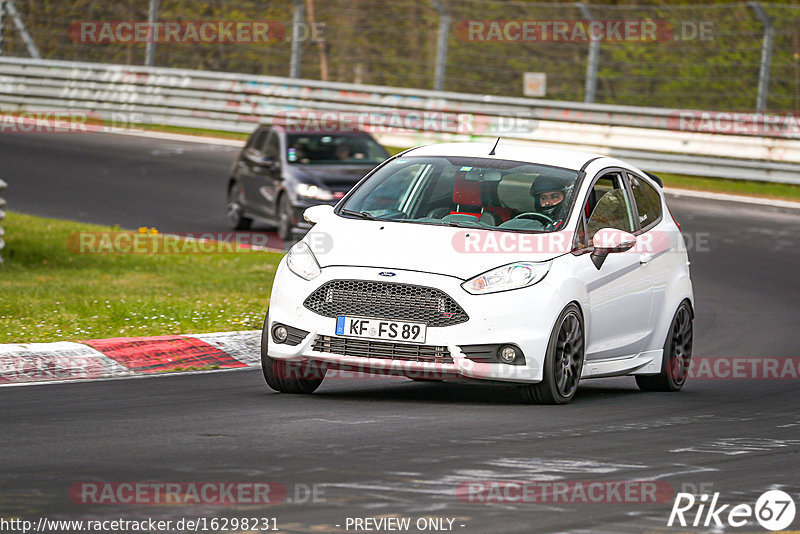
xmin=286 ymin=133 xmax=388 ymax=165
xmin=339 ymin=156 xmax=581 ymax=232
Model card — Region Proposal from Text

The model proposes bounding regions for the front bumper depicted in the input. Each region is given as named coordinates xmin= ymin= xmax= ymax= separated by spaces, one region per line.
xmin=266 ymin=261 xmax=568 ymax=384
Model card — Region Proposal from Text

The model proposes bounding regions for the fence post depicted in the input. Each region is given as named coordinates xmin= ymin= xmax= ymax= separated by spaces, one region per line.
xmin=431 ymin=0 xmax=450 ymax=91
xmin=749 ymin=1 xmax=773 ymax=112
xmin=576 ymin=3 xmax=599 ymax=104
xmin=0 ymin=0 xmax=7 ymax=57
xmin=6 ymin=0 xmax=39 ymax=58
xmin=0 ymin=179 xmax=6 ymax=264
xmin=289 ymin=0 xmax=305 ymax=78
xmin=145 ymin=0 xmax=159 ymax=66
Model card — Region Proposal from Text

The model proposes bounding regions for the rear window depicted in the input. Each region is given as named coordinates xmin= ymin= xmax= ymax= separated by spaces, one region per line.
xmin=628 ymin=173 xmax=662 ymax=230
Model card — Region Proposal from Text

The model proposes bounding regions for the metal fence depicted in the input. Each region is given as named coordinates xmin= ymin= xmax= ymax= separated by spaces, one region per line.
xmin=1 ymin=1 xmax=799 ymax=113
xmin=2 ymin=56 xmax=800 ymax=184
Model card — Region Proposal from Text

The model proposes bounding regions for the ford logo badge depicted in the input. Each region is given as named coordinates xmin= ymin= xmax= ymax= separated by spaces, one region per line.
xmin=378 ymin=271 xmax=396 ymax=277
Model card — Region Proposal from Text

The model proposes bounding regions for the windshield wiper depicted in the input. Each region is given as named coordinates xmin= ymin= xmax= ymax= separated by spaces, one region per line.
xmin=438 ymin=220 xmax=484 ymax=229
xmin=341 ymin=209 xmax=377 ymax=220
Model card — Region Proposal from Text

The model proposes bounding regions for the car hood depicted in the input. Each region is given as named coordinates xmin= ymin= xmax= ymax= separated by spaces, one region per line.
xmin=306 ymin=215 xmax=573 ymax=280
xmin=289 ymin=164 xmax=376 ymax=189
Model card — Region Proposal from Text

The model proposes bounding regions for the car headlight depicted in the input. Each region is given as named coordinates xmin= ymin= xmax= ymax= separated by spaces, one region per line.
xmin=462 ymin=261 xmax=551 ymax=295
xmin=286 ymin=241 xmax=321 ymax=280
xmin=296 ymin=183 xmax=335 ymax=201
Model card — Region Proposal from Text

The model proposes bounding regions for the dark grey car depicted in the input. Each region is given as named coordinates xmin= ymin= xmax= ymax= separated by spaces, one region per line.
xmin=226 ymin=125 xmax=389 ymax=240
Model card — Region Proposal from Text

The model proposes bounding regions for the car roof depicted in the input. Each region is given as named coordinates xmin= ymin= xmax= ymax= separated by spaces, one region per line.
xmin=403 ymin=142 xmax=605 ymax=171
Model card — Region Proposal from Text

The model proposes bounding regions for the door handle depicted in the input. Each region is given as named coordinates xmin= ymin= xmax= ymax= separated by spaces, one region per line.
xmin=640 ymin=253 xmax=652 ymax=265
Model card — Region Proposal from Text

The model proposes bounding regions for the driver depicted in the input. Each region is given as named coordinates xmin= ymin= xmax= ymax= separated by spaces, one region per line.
xmin=334 ymin=144 xmax=351 ymax=161
xmin=531 ymin=175 xmax=570 ymax=223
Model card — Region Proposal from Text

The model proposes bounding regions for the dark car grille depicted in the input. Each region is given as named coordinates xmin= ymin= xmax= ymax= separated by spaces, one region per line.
xmin=312 ymin=335 xmax=453 ymax=364
xmin=303 ymin=280 xmax=468 ymax=327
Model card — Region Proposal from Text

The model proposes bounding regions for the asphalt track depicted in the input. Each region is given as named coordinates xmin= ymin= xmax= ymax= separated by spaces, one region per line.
xmin=2 ymin=132 xmax=800 ymax=533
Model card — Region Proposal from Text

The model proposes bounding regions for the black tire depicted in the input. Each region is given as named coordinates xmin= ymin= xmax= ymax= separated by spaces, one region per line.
xmin=636 ymin=301 xmax=693 ymax=392
xmin=521 ymin=304 xmax=584 ymax=405
xmin=227 ymin=181 xmax=252 ymax=230
xmin=277 ymin=194 xmax=294 ymax=242
xmin=260 ymin=313 xmax=325 ymax=394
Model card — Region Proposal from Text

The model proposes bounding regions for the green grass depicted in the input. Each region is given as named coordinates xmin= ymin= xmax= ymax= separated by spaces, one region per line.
xmin=657 ymin=173 xmax=800 ymax=202
xmin=0 ymin=212 xmax=283 ymax=344
xmin=385 ymin=145 xmax=408 ymax=156
xmin=121 ymin=122 xmax=250 ymax=141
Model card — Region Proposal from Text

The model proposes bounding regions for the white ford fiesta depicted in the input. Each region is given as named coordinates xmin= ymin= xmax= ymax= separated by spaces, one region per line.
xmin=261 ymin=142 xmax=693 ymax=404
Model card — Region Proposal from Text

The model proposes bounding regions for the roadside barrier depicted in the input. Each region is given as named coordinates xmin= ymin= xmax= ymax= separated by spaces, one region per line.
xmin=1 ymin=57 xmax=799 ymax=183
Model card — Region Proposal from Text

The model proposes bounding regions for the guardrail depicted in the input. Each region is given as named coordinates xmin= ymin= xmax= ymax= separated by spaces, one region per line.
xmin=0 ymin=178 xmax=6 ymax=264
xmin=1 ymin=57 xmax=799 ymax=184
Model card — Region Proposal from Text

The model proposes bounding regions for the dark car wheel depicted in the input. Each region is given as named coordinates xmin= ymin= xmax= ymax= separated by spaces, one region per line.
xmin=227 ymin=181 xmax=252 ymax=230
xmin=261 ymin=313 xmax=325 ymax=394
xmin=277 ymin=194 xmax=295 ymax=242
xmin=521 ymin=303 xmax=585 ymax=405
xmin=636 ymin=300 xmax=693 ymax=392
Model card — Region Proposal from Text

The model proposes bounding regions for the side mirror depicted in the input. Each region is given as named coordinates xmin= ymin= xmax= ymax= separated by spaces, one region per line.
xmin=245 ymin=151 xmax=279 ymax=170
xmin=303 ymin=204 xmax=334 ymax=224
xmin=260 ymin=156 xmax=280 ymax=170
xmin=590 ymin=228 xmax=636 ymax=269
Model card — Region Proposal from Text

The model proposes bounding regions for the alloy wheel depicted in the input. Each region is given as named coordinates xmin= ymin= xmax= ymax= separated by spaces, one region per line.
xmin=554 ymin=311 xmax=584 ymax=398
xmin=667 ymin=306 xmax=693 ymax=386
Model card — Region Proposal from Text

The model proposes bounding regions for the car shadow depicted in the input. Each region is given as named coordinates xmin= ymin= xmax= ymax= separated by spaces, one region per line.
xmin=309 ymin=376 xmax=646 ymax=406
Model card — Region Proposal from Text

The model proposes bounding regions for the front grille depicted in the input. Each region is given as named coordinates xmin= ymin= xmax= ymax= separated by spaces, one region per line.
xmin=303 ymin=280 xmax=468 ymax=327
xmin=313 ymin=335 xmax=453 ymax=364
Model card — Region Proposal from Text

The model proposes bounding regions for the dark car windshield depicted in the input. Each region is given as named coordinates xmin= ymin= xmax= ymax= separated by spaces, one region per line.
xmin=339 ymin=156 xmax=581 ymax=232
xmin=286 ymin=134 xmax=388 ymax=165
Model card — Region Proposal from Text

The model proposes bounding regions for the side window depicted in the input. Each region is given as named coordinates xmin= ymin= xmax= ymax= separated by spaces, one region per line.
xmin=628 ymin=173 xmax=662 ymax=231
xmin=585 ymin=172 xmax=636 ymax=246
xmin=264 ymin=132 xmax=280 ymax=160
xmin=352 ymin=163 xmax=430 ymax=215
xmin=247 ymin=130 xmax=267 ymax=152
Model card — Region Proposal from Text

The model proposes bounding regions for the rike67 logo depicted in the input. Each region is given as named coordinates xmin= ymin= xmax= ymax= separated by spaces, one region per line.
xmin=668 ymin=490 xmax=796 ymax=531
